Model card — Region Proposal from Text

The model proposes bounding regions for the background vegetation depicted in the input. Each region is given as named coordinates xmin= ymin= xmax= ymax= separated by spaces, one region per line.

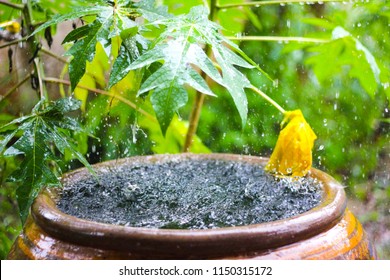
xmin=0 ymin=0 xmax=389 ymax=259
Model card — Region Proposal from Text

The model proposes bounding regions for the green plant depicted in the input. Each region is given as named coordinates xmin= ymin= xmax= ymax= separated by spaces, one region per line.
xmin=0 ymin=98 xmax=95 ymax=221
xmin=0 ymin=0 xmax=388 ymax=258
xmin=1 ymin=0 xmax=284 ymax=223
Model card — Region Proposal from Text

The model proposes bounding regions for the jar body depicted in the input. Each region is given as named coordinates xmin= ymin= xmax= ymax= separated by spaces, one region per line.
xmin=7 ymin=154 xmax=377 ymax=260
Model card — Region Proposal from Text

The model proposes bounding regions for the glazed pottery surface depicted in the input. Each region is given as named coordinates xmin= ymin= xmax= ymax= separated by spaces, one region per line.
xmin=8 ymin=154 xmax=377 ymax=259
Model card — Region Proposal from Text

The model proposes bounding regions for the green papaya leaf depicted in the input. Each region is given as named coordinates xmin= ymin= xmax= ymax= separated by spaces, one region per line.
xmin=306 ymin=26 xmax=381 ymax=98
xmin=108 ymin=34 xmax=148 ymax=88
xmin=114 ymin=5 xmax=270 ymax=134
xmin=32 ymin=6 xmax=112 ymax=35
xmin=62 ymin=25 xmax=91 ymax=44
xmin=0 ymin=98 xmax=95 ymax=223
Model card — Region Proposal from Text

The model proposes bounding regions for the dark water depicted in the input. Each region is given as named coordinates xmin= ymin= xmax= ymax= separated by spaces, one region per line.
xmin=57 ymin=158 xmax=323 ymax=229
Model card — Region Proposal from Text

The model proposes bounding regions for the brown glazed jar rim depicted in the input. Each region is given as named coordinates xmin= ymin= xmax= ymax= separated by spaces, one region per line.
xmin=31 ymin=153 xmax=347 ymax=258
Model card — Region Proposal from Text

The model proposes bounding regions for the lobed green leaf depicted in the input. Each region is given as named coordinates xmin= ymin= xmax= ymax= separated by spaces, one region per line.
xmin=0 ymin=98 xmax=95 ymax=223
xmin=32 ymin=6 xmax=112 ymax=35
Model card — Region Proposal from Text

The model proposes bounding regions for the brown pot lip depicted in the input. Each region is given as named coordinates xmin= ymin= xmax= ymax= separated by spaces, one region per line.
xmin=31 ymin=153 xmax=347 ymax=256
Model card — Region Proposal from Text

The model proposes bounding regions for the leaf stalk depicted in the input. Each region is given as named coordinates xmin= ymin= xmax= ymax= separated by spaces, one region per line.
xmin=249 ymin=85 xmax=285 ymax=114
xmin=40 ymin=47 xmax=70 ymax=64
xmin=0 ymin=37 xmax=28 ymax=49
xmin=217 ymin=0 xmax=349 ymax=9
xmin=43 ymin=77 xmax=156 ymax=123
xmin=227 ymin=36 xmax=330 ymax=43
xmin=0 ymin=0 xmax=24 ymax=10
xmin=1 ymin=74 xmax=31 ymax=103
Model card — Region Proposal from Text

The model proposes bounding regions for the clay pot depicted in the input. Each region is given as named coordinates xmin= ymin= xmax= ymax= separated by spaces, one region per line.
xmin=8 ymin=154 xmax=377 ymax=259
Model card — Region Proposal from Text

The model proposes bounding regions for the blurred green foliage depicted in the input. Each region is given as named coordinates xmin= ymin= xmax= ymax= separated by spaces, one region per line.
xmin=0 ymin=0 xmax=389 ymax=259
xmin=209 ymin=0 xmax=390 ymax=189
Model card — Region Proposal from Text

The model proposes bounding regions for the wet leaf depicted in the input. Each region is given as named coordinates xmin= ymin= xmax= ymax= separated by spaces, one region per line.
xmin=118 ymin=5 xmax=262 ymax=134
xmin=32 ymin=6 xmax=111 ymax=35
xmin=265 ymin=110 xmax=317 ymax=178
xmin=135 ymin=0 xmax=171 ymax=22
xmin=306 ymin=26 xmax=381 ymax=98
xmin=31 ymin=2 xmax=271 ymax=136
xmin=33 ymin=0 xmax=146 ymax=91
xmin=213 ymin=43 xmax=251 ymax=129
xmin=108 ymin=34 xmax=148 ymax=88
xmin=62 ymin=24 xmax=91 ymax=44
xmin=0 ymin=98 xmax=95 ymax=223
xmin=66 ymin=19 xmax=112 ymax=91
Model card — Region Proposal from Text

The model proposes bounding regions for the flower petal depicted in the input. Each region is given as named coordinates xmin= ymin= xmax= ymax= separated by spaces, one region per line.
xmin=265 ymin=110 xmax=317 ymax=177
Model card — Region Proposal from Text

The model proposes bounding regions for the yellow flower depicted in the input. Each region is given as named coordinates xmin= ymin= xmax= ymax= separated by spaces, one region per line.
xmin=265 ymin=109 xmax=317 ymax=177
xmin=0 ymin=21 xmax=21 ymax=34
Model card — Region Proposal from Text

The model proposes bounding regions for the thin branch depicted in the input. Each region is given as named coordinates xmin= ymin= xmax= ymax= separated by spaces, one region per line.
xmin=40 ymin=47 xmax=69 ymax=64
xmin=227 ymin=36 xmax=330 ymax=43
xmin=249 ymin=85 xmax=286 ymax=114
xmin=0 ymin=37 xmax=28 ymax=49
xmin=0 ymin=0 xmax=24 ymax=10
xmin=0 ymin=74 xmax=31 ymax=102
xmin=43 ymin=77 xmax=156 ymax=122
xmin=217 ymin=0 xmax=348 ymax=9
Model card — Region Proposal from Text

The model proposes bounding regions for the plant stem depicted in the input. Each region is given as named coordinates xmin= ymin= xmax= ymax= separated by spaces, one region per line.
xmin=0 ymin=74 xmax=31 ymax=102
xmin=183 ymin=0 xmax=217 ymax=153
xmin=0 ymin=0 xmax=24 ymax=10
xmin=0 ymin=37 xmax=27 ymax=49
xmin=34 ymin=58 xmax=46 ymax=100
xmin=20 ymin=0 xmax=49 ymax=103
xmin=217 ymin=0 xmax=348 ymax=9
xmin=183 ymin=72 xmax=208 ymax=152
xmin=43 ymin=77 xmax=156 ymax=122
xmin=202 ymin=0 xmax=210 ymax=10
xmin=249 ymin=85 xmax=285 ymax=114
xmin=40 ymin=47 xmax=69 ymax=64
xmin=227 ymin=36 xmax=330 ymax=43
